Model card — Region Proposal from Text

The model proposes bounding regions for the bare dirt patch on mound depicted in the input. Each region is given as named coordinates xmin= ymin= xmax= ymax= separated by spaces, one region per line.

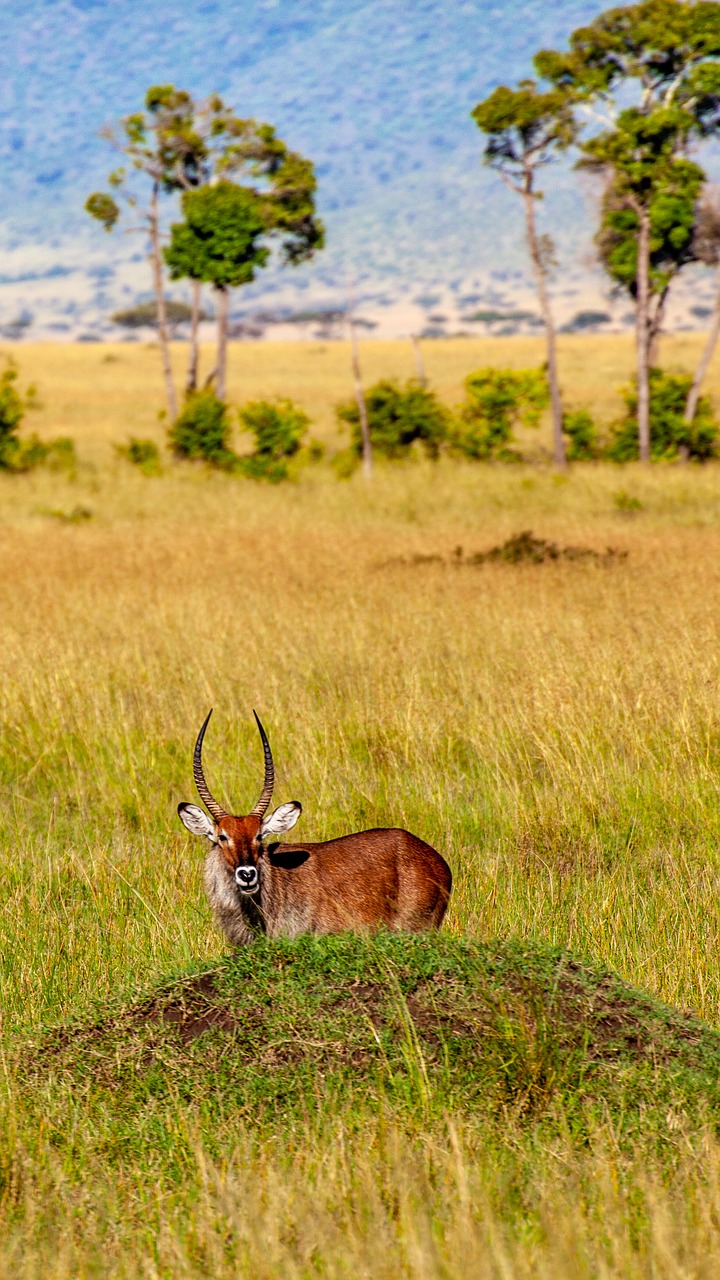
xmin=22 ymin=933 xmax=720 ymax=1144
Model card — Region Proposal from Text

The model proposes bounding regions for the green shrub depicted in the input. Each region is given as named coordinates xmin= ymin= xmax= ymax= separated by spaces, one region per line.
xmin=168 ymin=390 xmax=237 ymax=468
xmin=336 ymin=379 xmax=449 ymax=464
xmin=115 ymin=437 xmax=162 ymax=476
xmin=563 ymin=409 xmax=600 ymax=461
xmin=451 ymin=367 xmax=549 ymax=461
xmin=608 ymin=369 xmax=717 ymax=462
xmin=0 ymin=360 xmax=36 ymax=470
xmin=0 ymin=360 xmax=74 ymax=473
xmin=237 ymin=398 xmax=311 ymax=481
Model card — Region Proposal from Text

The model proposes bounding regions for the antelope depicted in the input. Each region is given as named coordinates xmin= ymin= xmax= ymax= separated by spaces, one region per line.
xmin=178 ymin=710 xmax=452 ymax=945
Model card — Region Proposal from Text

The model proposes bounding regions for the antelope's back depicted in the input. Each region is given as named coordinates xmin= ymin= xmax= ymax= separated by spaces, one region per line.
xmin=273 ymin=827 xmax=451 ymax=932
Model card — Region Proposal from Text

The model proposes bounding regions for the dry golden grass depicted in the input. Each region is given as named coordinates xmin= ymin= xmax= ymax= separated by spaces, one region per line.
xmin=3 ymin=335 xmax=720 ymax=1275
xmin=12 ymin=330 xmax=720 ymax=461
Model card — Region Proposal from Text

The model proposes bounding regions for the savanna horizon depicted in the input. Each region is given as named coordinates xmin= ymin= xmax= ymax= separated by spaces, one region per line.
xmin=9 ymin=330 xmax=720 ymax=460
xmin=4 ymin=334 xmax=720 ymax=1276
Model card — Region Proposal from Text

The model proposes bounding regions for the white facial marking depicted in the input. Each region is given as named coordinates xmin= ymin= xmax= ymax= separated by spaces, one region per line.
xmin=234 ymin=865 xmax=259 ymax=893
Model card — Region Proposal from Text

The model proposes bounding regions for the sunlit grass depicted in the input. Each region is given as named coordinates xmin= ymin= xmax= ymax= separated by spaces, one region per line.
xmin=4 ymin=337 xmax=720 ymax=1274
xmin=10 ymin=330 xmax=720 ymax=462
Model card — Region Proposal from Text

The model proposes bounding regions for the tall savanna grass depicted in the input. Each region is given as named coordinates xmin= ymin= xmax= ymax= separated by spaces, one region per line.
xmin=3 ymin=334 xmax=720 ymax=1275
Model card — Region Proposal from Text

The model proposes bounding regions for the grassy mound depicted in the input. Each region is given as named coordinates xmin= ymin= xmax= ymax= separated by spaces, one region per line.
xmin=20 ymin=933 xmax=720 ymax=1160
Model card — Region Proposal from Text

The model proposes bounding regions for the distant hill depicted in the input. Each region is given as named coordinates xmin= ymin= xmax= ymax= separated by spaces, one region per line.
xmin=0 ymin=0 xmax=691 ymax=334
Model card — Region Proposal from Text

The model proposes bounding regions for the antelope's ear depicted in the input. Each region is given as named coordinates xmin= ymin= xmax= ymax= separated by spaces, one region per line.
xmin=178 ymin=803 xmax=215 ymax=839
xmin=260 ymin=801 xmax=302 ymax=839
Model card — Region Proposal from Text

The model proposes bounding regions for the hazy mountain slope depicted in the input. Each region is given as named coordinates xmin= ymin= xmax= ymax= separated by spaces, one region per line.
xmin=0 ymin=0 xmax=616 ymax=324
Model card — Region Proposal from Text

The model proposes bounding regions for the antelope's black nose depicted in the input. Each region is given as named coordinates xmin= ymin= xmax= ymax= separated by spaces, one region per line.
xmin=235 ymin=866 xmax=258 ymax=891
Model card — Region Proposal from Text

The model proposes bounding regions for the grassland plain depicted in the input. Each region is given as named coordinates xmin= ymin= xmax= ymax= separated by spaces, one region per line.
xmin=5 ymin=335 xmax=720 ymax=1275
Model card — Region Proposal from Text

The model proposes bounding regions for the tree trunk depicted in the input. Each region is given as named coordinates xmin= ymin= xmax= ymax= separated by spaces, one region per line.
xmin=186 ymin=278 xmax=202 ymax=395
xmin=149 ymin=182 xmax=177 ymax=422
xmin=349 ymin=315 xmax=372 ymax=479
xmin=685 ymin=262 xmax=720 ymax=425
xmin=411 ymin=333 xmax=427 ymax=386
xmin=522 ymin=174 xmax=565 ymax=468
xmin=647 ymin=283 xmax=669 ymax=368
xmin=635 ymin=208 xmax=652 ymax=463
xmin=215 ymin=286 xmax=229 ymax=401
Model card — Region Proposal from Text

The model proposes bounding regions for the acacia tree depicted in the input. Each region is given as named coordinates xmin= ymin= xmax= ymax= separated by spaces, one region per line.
xmin=472 ymin=82 xmax=577 ymax=468
xmin=537 ymin=0 xmax=720 ymax=460
xmin=87 ymin=88 xmax=267 ymax=402
xmin=164 ymin=129 xmax=323 ymax=400
xmin=85 ymin=86 xmax=208 ymax=420
xmin=159 ymin=99 xmax=312 ymax=393
xmin=581 ymin=108 xmax=703 ymax=459
xmin=164 ymin=184 xmax=268 ymax=400
xmin=596 ymin=159 xmax=701 ymax=366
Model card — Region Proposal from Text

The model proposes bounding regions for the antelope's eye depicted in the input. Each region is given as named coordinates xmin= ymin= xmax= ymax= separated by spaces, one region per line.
xmin=218 ymin=832 xmax=229 ymax=844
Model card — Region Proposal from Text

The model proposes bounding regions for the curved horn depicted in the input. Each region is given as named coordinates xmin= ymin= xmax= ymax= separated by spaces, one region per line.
xmin=192 ymin=709 xmax=227 ymax=822
xmin=249 ymin=710 xmax=275 ymax=818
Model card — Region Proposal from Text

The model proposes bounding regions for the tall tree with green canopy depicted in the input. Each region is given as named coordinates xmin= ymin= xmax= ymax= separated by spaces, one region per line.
xmin=85 ymin=85 xmax=207 ymax=421
xmin=581 ymin=108 xmax=704 ymax=460
xmin=166 ymin=104 xmax=324 ymax=394
xmin=472 ymin=82 xmax=577 ymax=467
xmin=164 ymin=184 xmax=268 ymax=401
xmin=536 ymin=0 xmax=720 ymax=460
xmin=596 ymin=157 xmax=701 ymax=366
xmin=164 ymin=132 xmax=323 ymax=401
xmin=87 ymin=89 xmax=322 ymax=408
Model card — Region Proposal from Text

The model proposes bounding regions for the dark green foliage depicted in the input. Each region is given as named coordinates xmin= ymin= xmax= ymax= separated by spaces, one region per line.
xmin=608 ymin=368 xmax=717 ymax=461
xmin=451 ymin=367 xmax=549 ymax=461
xmin=471 ymin=81 xmax=576 ymax=174
xmin=539 ymin=2 xmax=720 ymax=306
xmin=21 ymin=933 xmax=720 ymax=1149
xmin=164 ymin=184 xmax=269 ymax=290
xmin=87 ymin=86 xmax=207 ymax=228
xmin=237 ymin=398 xmax=311 ymax=482
xmin=593 ymin=131 xmax=704 ymax=299
xmin=159 ymin=111 xmax=323 ymax=290
xmin=168 ymin=390 xmax=236 ymax=467
xmin=84 ymin=191 xmax=120 ymax=232
xmin=336 ymin=379 xmax=449 ymax=464
xmin=536 ymin=1 xmax=720 ymax=107
xmin=0 ymin=361 xmax=73 ymax=473
xmin=170 ymin=391 xmax=315 ymax=480
xmin=539 ymin=2 xmax=720 ymax=465
xmin=0 ymin=361 xmax=28 ymax=454
xmin=114 ymin=438 xmax=162 ymax=476
xmin=253 ymin=143 xmax=325 ymax=265
xmin=563 ymin=409 xmax=600 ymax=461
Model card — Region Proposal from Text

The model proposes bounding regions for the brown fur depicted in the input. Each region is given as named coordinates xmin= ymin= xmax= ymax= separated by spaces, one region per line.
xmin=202 ymin=816 xmax=451 ymax=946
xmin=179 ymin=711 xmax=452 ymax=946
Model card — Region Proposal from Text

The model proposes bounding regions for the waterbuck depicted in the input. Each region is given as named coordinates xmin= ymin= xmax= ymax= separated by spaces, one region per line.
xmin=178 ymin=710 xmax=452 ymax=945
